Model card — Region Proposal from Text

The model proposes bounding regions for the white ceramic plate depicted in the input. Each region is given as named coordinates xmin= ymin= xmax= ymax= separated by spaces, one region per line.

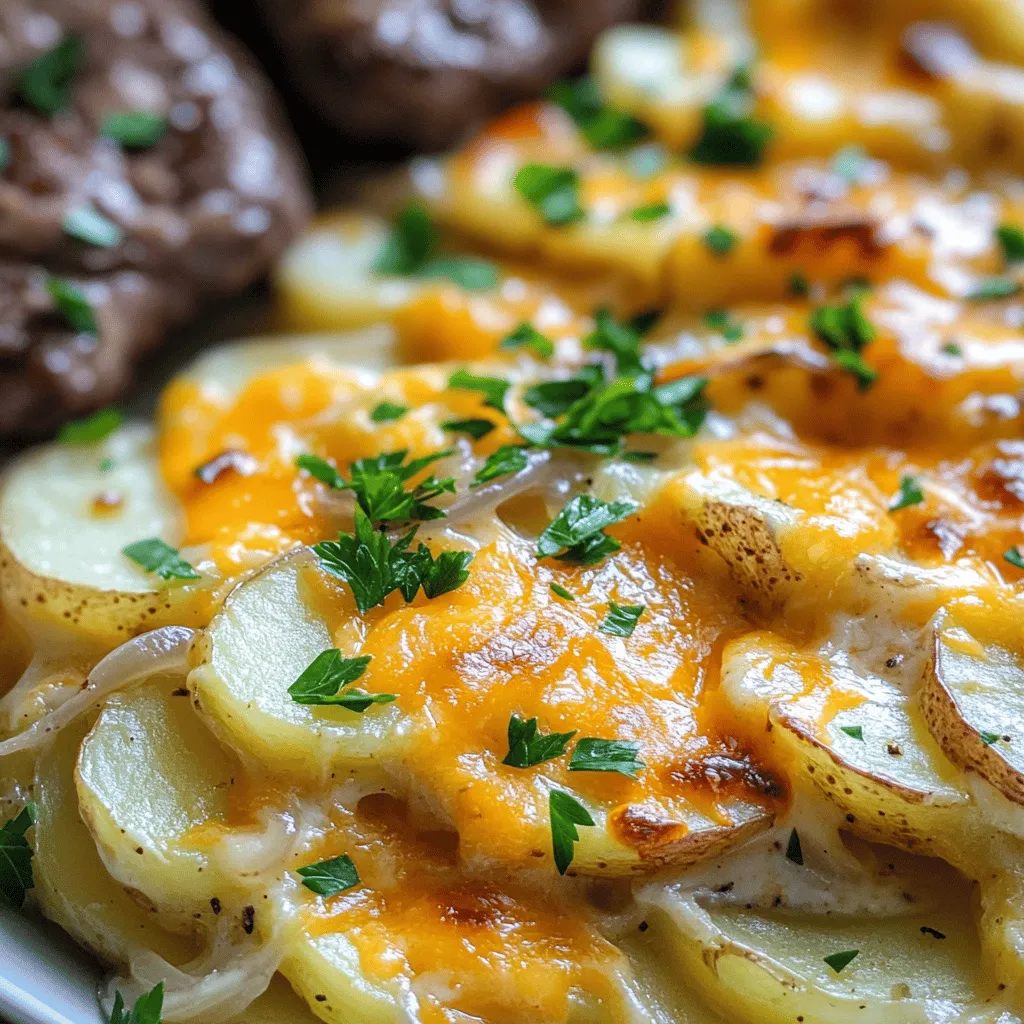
xmin=0 ymin=908 xmax=102 ymax=1024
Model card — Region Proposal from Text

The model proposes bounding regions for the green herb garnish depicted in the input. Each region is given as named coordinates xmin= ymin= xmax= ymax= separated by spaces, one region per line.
xmin=19 ymin=34 xmax=82 ymax=114
xmin=568 ymin=738 xmax=644 ymax=778
xmin=501 ymin=323 xmax=554 ymax=358
xmin=824 ymin=949 xmax=860 ymax=974
xmin=122 ymin=539 xmax=199 ymax=581
xmin=57 ymin=407 xmax=122 ymax=444
xmin=101 ymin=111 xmax=167 ymax=149
xmin=63 ymin=205 xmax=123 ymax=248
xmin=449 ymin=370 xmax=511 ymax=412
xmin=839 ymin=724 xmax=864 ymax=740
xmin=550 ymin=583 xmax=575 ymax=601
xmin=704 ymin=309 xmax=744 ymax=343
xmin=442 ymin=418 xmax=496 ymax=440
xmin=631 ymin=201 xmax=671 ymax=222
xmin=810 ymin=291 xmax=877 ymax=390
xmin=980 ymin=731 xmax=1003 ymax=745
xmin=1004 ymin=547 xmax=1024 ymax=569
xmin=690 ymin=66 xmax=772 ymax=167
xmin=0 ymin=803 xmax=37 ymax=909
xmin=889 ymin=474 xmax=924 ymax=512
xmin=418 ymin=255 xmax=499 ymax=290
xmin=831 ymin=144 xmax=869 ymax=185
xmin=703 ymin=225 xmax=737 ymax=256
xmin=599 ymin=601 xmax=644 ymax=637
xmin=369 ymin=402 xmax=408 ymax=423
xmin=548 ymin=76 xmax=649 ymax=150
xmin=514 ymin=164 xmax=584 ymax=226
xmin=549 ymin=790 xmax=595 ymax=875
xmin=472 ymin=445 xmax=530 ymax=487
xmin=536 ymin=495 xmax=638 ymax=564
xmin=940 ymin=341 xmax=963 ymax=357
xmin=296 ymin=854 xmax=360 ymax=897
xmin=47 ymin=276 xmax=97 ymax=334
xmin=503 ymin=715 xmax=577 ymax=768
xmin=109 ymin=981 xmax=164 ymax=1024
xmin=288 ymin=650 xmax=395 ymax=712
xmin=997 ymin=224 xmax=1024 ymax=264
xmin=969 ymin=276 xmax=1020 ymax=301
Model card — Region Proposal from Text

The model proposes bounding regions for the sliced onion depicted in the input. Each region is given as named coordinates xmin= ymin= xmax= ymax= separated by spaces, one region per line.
xmin=99 ymin=907 xmax=288 ymax=1023
xmin=0 ymin=626 xmax=195 ymax=757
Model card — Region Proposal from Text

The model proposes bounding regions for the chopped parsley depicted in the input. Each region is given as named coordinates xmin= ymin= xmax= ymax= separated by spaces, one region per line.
xmin=501 ymin=323 xmax=554 ymax=358
xmin=442 ymin=418 xmax=495 ymax=440
xmin=823 ymin=949 xmax=860 ymax=974
xmin=63 ymin=205 xmax=123 ymax=248
xmin=109 ymin=981 xmax=163 ymax=1024
xmin=703 ymin=225 xmax=737 ymax=256
xmin=996 ymin=224 xmax=1024 ymax=264
xmin=288 ymin=650 xmax=395 ymax=711
xmin=514 ymin=164 xmax=584 ymax=226
xmin=599 ymin=601 xmax=644 ymax=637
xmin=0 ymin=803 xmax=37 ymax=909
xmin=979 ymin=731 xmax=1004 ymax=745
xmin=296 ymin=854 xmax=360 ymax=897
xmin=19 ymin=34 xmax=82 ymax=115
xmin=472 ymin=445 xmax=530 ymax=487
xmin=550 ymin=583 xmax=575 ymax=601
xmin=1004 ymin=547 xmax=1024 ymax=569
xmin=568 ymin=738 xmax=644 ymax=778
xmin=547 ymin=76 xmax=649 ymax=150
xmin=122 ymin=539 xmax=199 ymax=581
xmin=313 ymin=508 xmax=472 ymax=613
xmin=370 ymin=401 xmax=408 ymax=423
xmin=968 ymin=276 xmax=1020 ymax=301
xmin=831 ymin=144 xmax=870 ymax=185
xmin=449 ymin=369 xmax=511 ymax=412
xmin=47 ymin=276 xmax=96 ymax=334
xmin=297 ymin=449 xmax=455 ymax=523
xmin=584 ymin=309 xmax=645 ymax=371
xmin=503 ymin=715 xmax=576 ymax=768
xmin=785 ymin=828 xmax=803 ymax=866
xmin=101 ymin=111 xmax=167 ymax=149
xmin=839 ymin=724 xmax=864 ymax=740
xmin=940 ymin=341 xmax=963 ymax=357
xmin=549 ymin=790 xmax=595 ymax=875
xmin=790 ymin=272 xmax=809 ymax=297
xmin=536 ymin=495 xmax=638 ymax=564
xmin=630 ymin=201 xmax=671 ymax=223
xmin=373 ymin=202 xmax=497 ymax=289
xmin=522 ymin=376 xmax=595 ymax=418
xmin=57 ymin=406 xmax=122 ymax=444
xmin=810 ymin=291 xmax=877 ymax=390
xmin=889 ymin=474 xmax=924 ymax=512
xmin=690 ymin=66 xmax=772 ymax=167
xmin=704 ymin=309 xmax=744 ymax=343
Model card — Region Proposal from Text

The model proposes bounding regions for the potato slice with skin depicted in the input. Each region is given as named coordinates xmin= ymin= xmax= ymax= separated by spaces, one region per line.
xmin=189 ymin=550 xmax=405 ymax=783
xmin=76 ymin=678 xmax=254 ymax=922
xmin=34 ymin=714 xmax=198 ymax=967
xmin=0 ymin=424 xmax=205 ymax=648
xmin=924 ymin=614 xmax=1024 ymax=806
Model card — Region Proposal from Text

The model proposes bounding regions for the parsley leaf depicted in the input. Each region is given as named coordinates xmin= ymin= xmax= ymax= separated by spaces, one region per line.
xmin=472 ymin=444 xmax=530 ymax=487
xmin=548 ymin=76 xmax=649 ymax=150
xmin=823 ymin=949 xmax=860 ymax=974
xmin=295 ymin=454 xmax=343 ymax=488
xmin=373 ymin=202 xmax=436 ymax=275
xmin=47 ymin=276 xmax=96 ymax=334
xmin=889 ymin=474 xmax=924 ymax=512
xmin=550 ymin=790 xmax=595 ymax=875
xmin=790 ymin=272 xmax=810 ymax=297
xmin=940 ymin=341 xmax=963 ymax=357
xmin=550 ymin=583 xmax=575 ymax=601
xmin=57 ymin=407 xmax=122 ymax=444
xmin=296 ymin=854 xmax=360 ymax=897
xmin=584 ymin=309 xmax=644 ymax=372
xmin=313 ymin=509 xmax=472 ymax=612
xmin=0 ymin=803 xmax=37 ymax=908
xmin=101 ymin=111 xmax=167 ymax=149
xmin=810 ymin=291 xmax=878 ymax=390
xmin=122 ymin=539 xmax=199 ymax=581
xmin=980 ymin=731 xmax=1003 ymax=745
xmin=287 ymin=650 xmax=396 ymax=712
xmin=442 ymin=418 xmax=495 ymax=440
xmin=502 ymin=715 xmax=577 ymax=768
xmin=370 ymin=402 xmax=408 ymax=423
xmin=997 ymin=224 xmax=1024 ymax=264
xmin=1004 ymin=547 xmax=1024 ymax=569
xmin=839 ymin=724 xmax=864 ymax=740
xmin=418 ymin=255 xmax=498 ymax=291
xmin=514 ymin=164 xmax=584 ymax=226
xmin=630 ymin=201 xmax=671 ymax=223
xmin=704 ymin=309 xmax=744 ymax=343
xmin=449 ymin=370 xmax=511 ymax=412
xmin=568 ymin=738 xmax=644 ymax=778
xmin=19 ymin=34 xmax=82 ymax=115
xmin=690 ymin=66 xmax=772 ymax=167
xmin=537 ymin=495 xmax=638 ymax=563
xmin=63 ymin=205 xmax=124 ymax=248
xmin=703 ymin=225 xmax=737 ymax=256
xmin=599 ymin=602 xmax=644 ymax=637
xmin=109 ymin=981 xmax=164 ymax=1024
xmin=501 ymin=323 xmax=554 ymax=358
xmin=785 ymin=828 xmax=803 ymax=865
xmin=969 ymin=276 xmax=1021 ymax=301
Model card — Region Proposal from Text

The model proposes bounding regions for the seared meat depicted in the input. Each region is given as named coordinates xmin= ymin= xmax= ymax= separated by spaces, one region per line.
xmin=0 ymin=0 xmax=312 ymax=436
xmin=257 ymin=0 xmax=650 ymax=151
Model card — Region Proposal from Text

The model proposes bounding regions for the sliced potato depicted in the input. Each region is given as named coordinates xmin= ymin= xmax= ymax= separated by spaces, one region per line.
xmin=33 ymin=715 xmax=197 ymax=967
xmin=721 ymin=634 xmax=972 ymax=856
xmin=189 ymin=550 xmax=404 ymax=783
xmin=924 ymin=614 xmax=1024 ymax=806
xmin=76 ymin=678 xmax=251 ymax=922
